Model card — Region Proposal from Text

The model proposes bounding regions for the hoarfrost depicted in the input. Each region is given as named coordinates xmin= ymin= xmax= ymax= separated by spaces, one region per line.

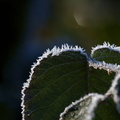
xmin=89 ymin=59 xmax=120 ymax=73
xmin=106 ymin=73 xmax=120 ymax=113
xmin=21 ymin=44 xmax=87 ymax=120
xmin=91 ymin=42 xmax=120 ymax=56
xmin=59 ymin=93 xmax=105 ymax=120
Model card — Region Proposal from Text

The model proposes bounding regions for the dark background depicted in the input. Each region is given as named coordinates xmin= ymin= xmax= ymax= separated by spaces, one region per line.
xmin=1 ymin=0 xmax=120 ymax=120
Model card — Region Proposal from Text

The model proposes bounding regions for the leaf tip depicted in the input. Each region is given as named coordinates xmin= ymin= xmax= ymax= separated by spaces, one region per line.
xmin=59 ymin=93 xmax=104 ymax=120
xmin=21 ymin=44 xmax=88 ymax=120
xmin=91 ymin=42 xmax=120 ymax=57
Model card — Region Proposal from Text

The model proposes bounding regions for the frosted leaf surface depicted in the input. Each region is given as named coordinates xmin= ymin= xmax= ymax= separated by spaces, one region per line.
xmin=91 ymin=42 xmax=120 ymax=55
xmin=60 ymin=93 xmax=104 ymax=120
xmin=21 ymin=44 xmax=88 ymax=120
xmin=21 ymin=43 xmax=120 ymax=120
xmin=107 ymin=73 xmax=120 ymax=113
xmin=89 ymin=60 xmax=120 ymax=73
xmin=91 ymin=42 xmax=120 ymax=65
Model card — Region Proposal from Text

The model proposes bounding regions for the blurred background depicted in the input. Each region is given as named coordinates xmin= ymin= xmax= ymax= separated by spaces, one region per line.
xmin=1 ymin=0 xmax=120 ymax=120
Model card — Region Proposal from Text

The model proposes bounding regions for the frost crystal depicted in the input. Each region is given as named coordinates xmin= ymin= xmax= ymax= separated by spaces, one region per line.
xmin=91 ymin=42 xmax=120 ymax=56
xmin=106 ymin=73 xmax=120 ymax=113
xmin=59 ymin=93 xmax=105 ymax=120
xmin=21 ymin=44 xmax=87 ymax=120
xmin=89 ymin=60 xmax=120 ymax=73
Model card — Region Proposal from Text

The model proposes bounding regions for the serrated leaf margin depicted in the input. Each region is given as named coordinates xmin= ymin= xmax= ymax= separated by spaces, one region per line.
xmin=91 ymin=42 xmax=120 ymax=57
xmin=89 ymin=59 xmax=120 ymax=73
xmin=21 ymin=44 xmax=87 ymax=120
xmin=59 ymin=93 xmax=105 ymax=120
xmin=106 ymin=73 xmax=120 ymax=113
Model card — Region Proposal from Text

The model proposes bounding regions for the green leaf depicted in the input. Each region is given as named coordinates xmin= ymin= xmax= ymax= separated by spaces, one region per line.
xmin=21 ymin=45 xmax=89 ymax=120
xmin=60 ymin=93 xmax=104 ymax=120
xmin=21 ymin=44 xmax=120 ymax=120
xmin=94 ymin=98 xmax=120 ymax=120
xmin=107 ymin=73 xmax=120 ymax=113
xmin=89 ymin=67 xmax=115 ymax=94
xmin=91 ymin=42 xmax=120 ymax=65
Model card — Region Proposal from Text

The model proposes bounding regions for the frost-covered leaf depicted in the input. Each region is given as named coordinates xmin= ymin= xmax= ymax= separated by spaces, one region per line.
xmin=88 ymin=60 xmax=117 ymax=94
xmin=21 ymin=45 xmax=89 ymax=120
xmin=91 ymin=42 xmax=120 ymax=65
xmin=59 ymin=93 xmax=104 ymax=120
xmin=21 ymin=44 xmax=120 ymax=120
xmin=94 ymin=98 xmax=120 ymax=120
xmin=106 ymin=73 xmax=120 ymax=113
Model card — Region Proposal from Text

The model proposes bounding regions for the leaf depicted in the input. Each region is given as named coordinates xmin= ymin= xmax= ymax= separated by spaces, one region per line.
xmin=91 ymin=42 xmax=120 ymax=65
xmin=59 ymin=93 xmax=104 ymax=120
xmin=21 ymin=45 xmax=89 ymax=120
xmin=92 ymin=73 xmax=120 ymax=120
xmin=106 ymin=73 xmax=120 ymax=113
xmin=94 ymin=98 xmax=120 ymax=120
xmin=21 ymin=44 xmax=120 ymax=120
